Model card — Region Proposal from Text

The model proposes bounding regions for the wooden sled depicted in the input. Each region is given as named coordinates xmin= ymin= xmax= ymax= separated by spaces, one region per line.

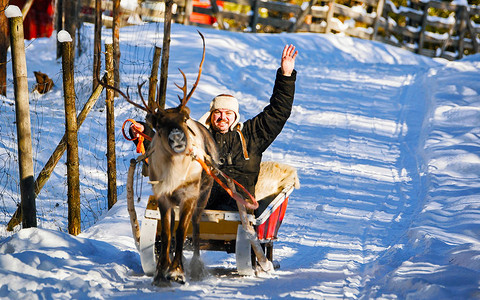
xmin=130 ymin=161 xmax=300 ymax=276
xmin=139 ymin=184 xmax=295 ymax=276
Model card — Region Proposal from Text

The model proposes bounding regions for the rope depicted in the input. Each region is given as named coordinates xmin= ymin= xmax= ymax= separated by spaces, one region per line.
xmin=192 ymin=154 xmax=259 ymax=211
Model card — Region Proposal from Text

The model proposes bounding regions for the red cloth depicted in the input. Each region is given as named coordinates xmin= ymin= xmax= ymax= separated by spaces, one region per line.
xmin=10 ymin=0 xmax=55 ymax=40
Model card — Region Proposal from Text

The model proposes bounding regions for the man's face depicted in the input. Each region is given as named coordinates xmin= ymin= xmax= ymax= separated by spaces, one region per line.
xmin=211 ymin=109 xmax=236 ymax=133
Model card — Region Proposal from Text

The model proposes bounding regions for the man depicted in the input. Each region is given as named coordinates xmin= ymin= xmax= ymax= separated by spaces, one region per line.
xmin=200 ymin=44 xmax=298 ymax=211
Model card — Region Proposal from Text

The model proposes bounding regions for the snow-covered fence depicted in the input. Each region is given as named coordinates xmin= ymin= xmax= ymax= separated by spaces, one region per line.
xmin=78 ymin=0 xmax=479 ymax=60
xmin=377 ymin=1 xmax=480 ymax=60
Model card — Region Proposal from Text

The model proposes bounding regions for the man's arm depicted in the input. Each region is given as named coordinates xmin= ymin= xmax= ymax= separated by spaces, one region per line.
xmin=242 ymin=45 xmax=298 ymax=153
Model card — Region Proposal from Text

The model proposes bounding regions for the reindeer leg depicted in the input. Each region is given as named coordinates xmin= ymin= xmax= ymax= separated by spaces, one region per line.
xmin=153 ymin=203 xmax=172 ymax=286
xmin=190 ymin=174 xmax=213 ymax=281
xmin=167 ymin=196 xmax=196 ymax=284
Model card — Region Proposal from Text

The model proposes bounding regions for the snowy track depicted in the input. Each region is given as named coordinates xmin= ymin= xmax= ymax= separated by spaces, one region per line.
xmin=1 ymin=24 xmax=480 ymax=299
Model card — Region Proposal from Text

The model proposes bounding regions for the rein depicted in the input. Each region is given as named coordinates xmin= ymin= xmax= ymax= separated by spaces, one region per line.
xmin=190 ymin=150 xmax=259 ymax=211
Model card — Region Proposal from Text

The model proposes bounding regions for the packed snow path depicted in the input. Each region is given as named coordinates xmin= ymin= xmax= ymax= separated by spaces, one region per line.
xmin=1 ymin=24 xmax=479 ymax=299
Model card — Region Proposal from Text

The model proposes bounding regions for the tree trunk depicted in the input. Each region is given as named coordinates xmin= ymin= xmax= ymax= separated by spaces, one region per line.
xmin=61 ymin=39 xmax=81 ymax=236
xmin=93 ymin=0 xmax=102 ymax=91
xmin=148 ymin=46 xmax=161 ymax=110
xmin=105 ymin=42 xmax=117 ymax=210
xmin=9 ymin=13 xmax=36 ymax=228
xmin=0 ymin=0 xmax=9 ymax=96
xmin=158 ymin=0 xmax=174 ymax=109
xmin=64 ymin=0 xmax=77 ymax=61
xmin=55 ymin=0 xmax=64 ymax=59
xmin=112 ymin=0 xmax=121 ymax=94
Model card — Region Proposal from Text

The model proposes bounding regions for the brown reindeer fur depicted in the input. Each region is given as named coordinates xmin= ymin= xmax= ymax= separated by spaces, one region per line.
xmin=255 ymin=161 xmax=300 ymax=202
xmin=148 ymin=109 xmax=218 ymax=285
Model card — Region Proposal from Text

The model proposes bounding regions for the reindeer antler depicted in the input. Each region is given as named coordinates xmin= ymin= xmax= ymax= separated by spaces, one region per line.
xmin=176 ymin=31 xmax=206 ymax=111
xmin=98 ymin=76 xmax=157 ymax=114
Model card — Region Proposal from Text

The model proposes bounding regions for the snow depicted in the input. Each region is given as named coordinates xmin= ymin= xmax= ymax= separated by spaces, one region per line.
xmin=57 ymin=30 xmax=73 ymax=43
xmin=1 ymin=21 xmax=480 ymax=299
xmin=5 ymin=5 xmax=22 ymax=18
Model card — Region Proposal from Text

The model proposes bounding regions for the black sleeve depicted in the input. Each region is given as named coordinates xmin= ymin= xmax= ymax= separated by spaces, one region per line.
xmin=243 ymin=68 xmax=297 ymax=153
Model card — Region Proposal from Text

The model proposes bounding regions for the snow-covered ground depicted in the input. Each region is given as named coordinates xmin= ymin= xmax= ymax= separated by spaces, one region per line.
xmin=0 ymin=21 xmax=479 ymax=299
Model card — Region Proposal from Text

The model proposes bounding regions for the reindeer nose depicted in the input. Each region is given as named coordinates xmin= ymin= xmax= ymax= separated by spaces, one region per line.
xmin=168 ymin=128 xmax=187 ymax=153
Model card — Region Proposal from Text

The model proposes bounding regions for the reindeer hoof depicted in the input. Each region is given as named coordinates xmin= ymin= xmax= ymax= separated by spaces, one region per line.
xmin=190 ymin=256 xmax=208 ymax=281
xmin=152 ymin=272 xmax=171 ymax=287
xmin=167 ymin=270 xmax=186 ymax=284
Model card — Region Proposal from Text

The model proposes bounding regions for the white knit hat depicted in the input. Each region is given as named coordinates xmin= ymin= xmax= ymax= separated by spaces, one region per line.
xmin=199 ymin=94 xmax=241 ymax=131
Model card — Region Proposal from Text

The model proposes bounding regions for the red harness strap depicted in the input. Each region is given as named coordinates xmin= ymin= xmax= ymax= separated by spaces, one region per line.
xmin=122 ymin=119 xmax=152 ymax=156
xmin=193 ymin=155 xmax=259 ymax=211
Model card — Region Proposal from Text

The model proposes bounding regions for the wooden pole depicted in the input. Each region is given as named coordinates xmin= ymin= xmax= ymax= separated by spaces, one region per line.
xmin=6 ymin=74 xmax=106 ymax=231
xmin=209 ymin=0 xmax=224 ymax=30
xmin=93 ymin=0 xmax=102 ymax=91
xmin=112 ymin=0 xmax=121 ymax=94
xmin=55 ymin=0 xmax=63 ymax=59
xmin=21 ymin=0 xmax=34 ymax=20
xmin=371 ymin=0 xmax=385 ymax=40
xmin=184 ymin=0 xmax=192 ymax=25
xmin=8 ymin=9 xmax=37 ymax=228
xmin=158 ymin=0 xmax=173 ymax=109
xmin=148 ymin=46 xmax=161 ymax=110
xmin=105 ymin=41 xmax=117 ymax=210
xmin=324 ymin=0 xmax=335 ymax=34
xmin=457 ymin=6 xmax=467 ymax=59
xmin=417 ymin=3 xmax=430 ymax=56
xmin=64 ymin=0 xmax=77 ymax=61
xmin=61 ymin=33 xmax=81 ymax=235
xmin=249 ymin=0 xmax=260 ymax=33
xmin=0 ymin=0 xmax=9 ymax=96
xmin=289 ymin=0 xmax=316 ymax=32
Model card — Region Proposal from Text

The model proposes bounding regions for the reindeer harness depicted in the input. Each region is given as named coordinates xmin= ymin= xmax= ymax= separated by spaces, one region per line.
xmin=123 ymin=118 xmax=259 ymax=211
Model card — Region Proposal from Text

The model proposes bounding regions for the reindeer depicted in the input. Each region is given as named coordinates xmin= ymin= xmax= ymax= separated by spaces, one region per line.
xmin=103 ymin=32 xmax=218 ymax=285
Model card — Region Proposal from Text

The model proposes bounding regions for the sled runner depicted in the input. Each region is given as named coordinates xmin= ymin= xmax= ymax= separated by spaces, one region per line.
xmin=138 ymin=181 xmax=295 ymax=276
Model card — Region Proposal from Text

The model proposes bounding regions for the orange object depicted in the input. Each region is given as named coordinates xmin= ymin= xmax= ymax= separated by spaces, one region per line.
xmin=190 ymin=0 xmax=224 ymax=25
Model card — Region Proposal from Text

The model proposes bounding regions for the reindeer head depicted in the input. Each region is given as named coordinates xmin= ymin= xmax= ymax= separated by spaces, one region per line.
xmin=101 ymin=31 xmax=206 ymax=155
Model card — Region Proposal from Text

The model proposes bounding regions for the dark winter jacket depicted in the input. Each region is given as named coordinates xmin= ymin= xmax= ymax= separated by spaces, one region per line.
xmin=206 ymin=68 xmax=297 ymax=211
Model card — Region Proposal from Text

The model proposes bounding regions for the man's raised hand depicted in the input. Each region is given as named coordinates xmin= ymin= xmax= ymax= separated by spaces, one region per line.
xmin=281 ymin=44 xmax=298 ymax=76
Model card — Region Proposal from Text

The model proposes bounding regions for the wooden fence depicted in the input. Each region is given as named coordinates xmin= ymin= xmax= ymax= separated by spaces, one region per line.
xmin=80 ymin=0 xmax=480 ymax=60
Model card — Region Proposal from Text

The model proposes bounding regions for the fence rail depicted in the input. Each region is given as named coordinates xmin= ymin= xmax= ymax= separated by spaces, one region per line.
xmin=80 ymin=0 xmax=480 ymax=60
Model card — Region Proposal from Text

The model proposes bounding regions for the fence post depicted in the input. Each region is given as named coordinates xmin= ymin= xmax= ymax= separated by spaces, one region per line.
xmin=7 ymin=6 xmax=37 ymax=228
xmin=457 ymin=6 xmax=467 ymax=59
xmin=210 ymin=0 xmax=225 ymax=29
xmin=417 ymin=3 xmax=430 ymax=55
xmin=325 ymin=0 xmax=335 ymax=34
xmin=372 ymin=0 xmax=385 ymax=40
xmin=7 ymin=73 xmax=106 ymax=231
xmin=59 ymin=30 xmax=81 ymax=235
xmin=158 ymin=0 xmax=174 ymax=109
xmin=113 ymin=0 xmax=121 ymax=94
xmin=55 ymin=0 xmax=63 ymax=59
xmin=184 ymin=0 xmax=193 ymax=25
xmin=0 ymin=0 xmax=8 ymax=96
xmin=250 ymin=0 xmax=260 ymax=33
xmin=64 ymin=0 xmax=77 ymax=61
xmin=148 ymin=46 xmax=162 ymax=109
xmin=290 ymin=0 xmax=316 ymax=32
xmin=93 ymin=0 xmax=102 ymax=91
xmin=105 ymin=41 xmax=117 ymax=210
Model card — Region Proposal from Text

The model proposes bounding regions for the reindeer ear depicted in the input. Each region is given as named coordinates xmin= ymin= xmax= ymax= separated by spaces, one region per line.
xmin=181 ymin=106 xmax=191 ymax=116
